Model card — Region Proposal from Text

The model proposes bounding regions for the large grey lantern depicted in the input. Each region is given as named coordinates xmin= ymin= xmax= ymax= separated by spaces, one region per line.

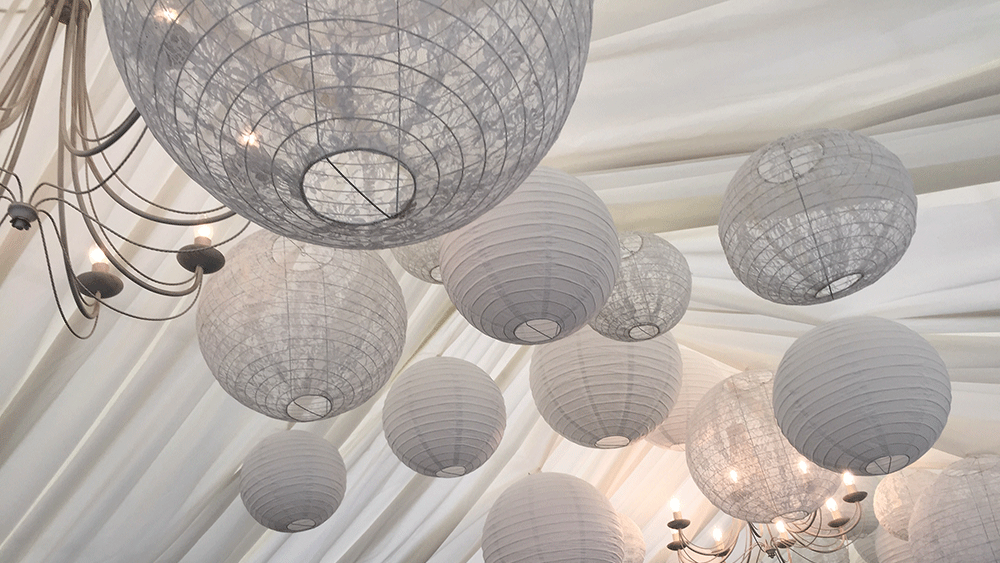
xmin=774 ymin=317 xmax=951 ymax=476
xmin=530 ymin=326 xmax=682 ymax=448
xmin=719 ymin=129 xmax=916 ymax=305
xmin=197 ymin=230 xmax=407 ymax=421
xmin=482 ymin=473 xmax=624 ymax=563
xmin=102 ymin=0 xmax=593 ymax=249
xmin=873 ymin=468 xmax=936 ymax=541
xmin=239 ymin=431 xmax=347 ymax=533
xmin=589 ymin=232 xmax=692 ymax=342
xmin=382 ymin=357 xmax=506 ymax=478
xmin=645 ymin=348 xmax=733 ymax=450
xmin=440 ymin=167 xmax=620 ymax=345
xmin=909 ymin=455 xmax=1000 ymax=563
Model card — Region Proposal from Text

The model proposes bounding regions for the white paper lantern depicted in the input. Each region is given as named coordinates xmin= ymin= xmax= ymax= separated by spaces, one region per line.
xmin=103 ymin=0 xmax=593 ymax=248
xmin=382 ymin=357 xmax=506 ymax=478
xmin=873 ymin=468 xmax=936 ymax=541
xmin=197 ymin=230 xmax=407 ymax=421
xmin=909 ymin=455 xmax=1000 ymax=563
xmin=391 ymin=237 xmax=443 ymax=284
xmin=589 ymin=232 xmax=691 ymax=341
xmin=789 ymin=547 xmax=849 ymax=563
xmin=530 ymin=326 xmax=682 ymax=448
xmin=875 ymin=526 xmax=912 ymax=563
xmin=482 ymin=473 xmax=624 ymax=563
xmin=774 ymin=316 xmax=951 ymax=476
xmin=686 ymin=370 xmax=842 ymax=523
xmin=441 ymin=167 xmax=620 ymax=345
xmin=645 ymin=348 xmax=734 ymax=450
xmin=239 ymin=431 xmax=347 ymax=533
xmin=618 ymin=513 xmax=645 ymax=563
xmin=853 ymin=530 xmax=881 ymax=563
xmin=719 ymin=129 xmax=916 ymax=305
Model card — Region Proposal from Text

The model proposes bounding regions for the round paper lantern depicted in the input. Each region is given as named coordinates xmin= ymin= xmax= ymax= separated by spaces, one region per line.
xmin=197 ymin=230 xmax=407 ymax=421
xmin=391 ymin=237 xmax=443 ymax=284
xmin=239 ymin=431 xmax=347 ymax=532
xmin=719 ymin=128 xmax=916 ymax=305
xmin=686 ymin=370 xmax=842 ymax=523
xmin=645 ymin=348 xmax=734 ymax=450
xmin=482 ymin=473 xmax=624 ymax=563
xmin=853 ymin=531 xmax=881 ymax=563
xmin=909 ymin=455 xmax=1000 ymax=563
xmin=530 ymin=327 xmax=682 ymax=448
xmin=790 ymin=547 xmax=849 ymax=563
xmin=589 ymin=232 xmax=691 ymax=341
xmin=618 ymin=513 xmax=645 ymax=563
xmin=873 ymin=468 xmax=935 ymax=541
xmin=875 ymin=526 xmax=912 ymax=563
xmin=774 ymin=316 xmax=951 ymax=476
xmin=103 ymin=0 xmax=593 ymax=249
xmin=382 ymin=357 xmax=506 ymax=477
xmin=441 ymin=167 xmax=620 ymax=345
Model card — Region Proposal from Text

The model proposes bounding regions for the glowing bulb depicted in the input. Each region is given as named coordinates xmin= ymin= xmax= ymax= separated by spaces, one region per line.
xmin=670 ymin=498 xmax=681 ymax=513
xmin=798 ymin=459 xmax=808 ymax=474
xmin=712 ymin=527 xmax=723 ymax=543
xmin=158 ymin=8 xmax=178 ymax=21
xmin=89 ymin=245 xmax=108 ymax=265
xmin=825 ymin=498 xmax=838 ymax=512
xmin=196 ymin=224 xmax=213 ymax=239
xmin=729 ymin=469 xmax=738 ymax=483
xmin=842 ymin=471 xmax=855 ymax=486
xmin=239 ymin=131 xmax=259 ymax=146
xmin=775 ymin=520 xmax=786 ymax=534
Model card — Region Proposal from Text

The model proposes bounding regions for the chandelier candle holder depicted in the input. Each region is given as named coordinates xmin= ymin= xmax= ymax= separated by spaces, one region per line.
xmin=102 ymin=0 xmax=593 ymax=249
xmin=873 ymin=467 xmax=936 ymax=541
xmin=719 ymin=129 xmax=916 ymax=305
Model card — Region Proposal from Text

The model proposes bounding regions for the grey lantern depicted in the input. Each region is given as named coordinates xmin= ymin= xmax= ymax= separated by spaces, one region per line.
xmin=875 ymin=526 xmax=913 ymax=563
xmin=618 ymin=513 xmax=646 ymax=563
xmin=873 ymin=468 xmax=936 ymax=541
xmin=382 ymin=356 xmax=506 ymax=478
xmin=645 ymin=348 xmax=733 ymax=450
xmin=197 ymin=230 xmax=407 ymax=421
xmin=390 ymin=237 xmax=444 ymax=284
xmin=774 ymin=316 xmax=951 ymax=476
xmin=102 ymin=0 xmax=593 ymax=249
xmin=719 ymin=129 xmax=916 ymax=305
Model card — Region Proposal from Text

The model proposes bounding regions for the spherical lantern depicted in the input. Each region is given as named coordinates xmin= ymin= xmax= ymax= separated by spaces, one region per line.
xmin=382 ymin=357 xmax=506 ymax=478
xmin=873 ymin=468 xmax=935 ymax=541
xmin=645 ymin=348 xmax=733 ymax=450
xmin=482 ymin=473 xmax=624 ymax=563
xmin=391 ymin=237 xmax=443 ymax=284
xmin=909 ymin=455 xmax=1000 ymax=563
xmin=875 ymin=526 xmax=912 ymax=563
xmin=530 ymin=326 xmax=682 ymax=448
xmin=774 ymin=316 xmax=951 ymax=476
xmin=589 ymin=232 xmax=692 ymax=341
xmin=790 ymin=547 xmax=849 ymax=563
xmin=239 ymin=431 xmax=347 ymax=532
xmin=440 ymin=167 xmax=620 ymax=345
xmin=719 ymin=128 xmax=916 ymax=305
xmin=618 ymin=513 xmax=645 ymax=563
xmin=686 ymin=370 xmax=842 ymax=523
xmin=197 ymin=230 xmax=407 ymax=421
xmin=853 ymin=530 xmax=881 ymax=563
xmin=102 ymin=0 xmax=593 ymax=249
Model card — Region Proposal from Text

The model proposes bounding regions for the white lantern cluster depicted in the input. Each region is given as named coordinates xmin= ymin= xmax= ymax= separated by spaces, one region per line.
xmin=239 ymin=431 xmax=347 ymax=533
xmin=618 ymin=513 xmax=645 ymax=563
xmin=774 ymin=316 xmax=951 ymax=475
xmin=197 ymin=230 xmax=407 ymax=421
xmin=645 ymin=347 xmax=734 ymax=450
xmin=390 ymin=237 xmax=443 ymax=284
xmin=719 ymin=129 xmax=916 ymax=305
xmin=441 ymin=167 xmax=620 ymax=345
xmin=589 ymin=232 xmax=691 ymax=342
xmin=382 ymin=357 xmax=506 ymax=478
xmin=530 ymin=326 xmax=682 ymax=448
xmin=482 ymin=473 xmax=624 ymax=563
xmin=873 ymin=468 xmax=936 ymax=541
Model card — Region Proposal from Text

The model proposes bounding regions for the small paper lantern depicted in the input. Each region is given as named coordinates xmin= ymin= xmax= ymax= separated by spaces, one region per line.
xmin=390 ymin=237 xmax=443 ymax=284
xmin=875 ymin=526 xmax=912 ymax=563
xmin=774 ymin=316 xmax=951 ymax=476
xmin=909 ymin=455 xmax=1000 ymax=563
xmin=719 ymin=129 xmax=916 ymax=305
xmin=530 ymin=326 xmax=682 ymax=448
xmin=382 ymin=357 xmax=506 ymax=478
xmin=873 ymin=468 xmax=936 ymax=541
xmin=441 ymin=167 xmax=620 ymax=345
xmin=618 ymin=513 xmax=645 ymax=563
xmin=482 ymin=473 xmax=624 ymax=563
xmin=645 ymin=348 xmax=734 ymax=450
xmin=853 ymin=530 xmax=881 ymax=563
xmin=790 ymin=547 xmax=849 ymax=563
xmin=239 ymin=431 xmax=347 ymax=533
xmin=589 ymin=232 xmax=691 ymax=341
xmin=197 ymin=230 xmax=407 ymax=421
xmin=686 ymin=370 xmax=842 ymax=523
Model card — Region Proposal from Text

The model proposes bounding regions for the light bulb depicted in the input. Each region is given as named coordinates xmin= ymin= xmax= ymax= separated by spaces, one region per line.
xmin=712 ymin=527 xmax=723 ymax=543
xmin=825 ymin=498 xmax=838 ymax=512
xmin=842 ymin=471 xmax=855 ymax=486
xmin=670 ymin=498 xmax=681 ymax=513
xmin=775 ymin=520 xmax=786 ymax=534
xmin=196 ymin=225 xmax=213 ymax=239
xmin=158 ymin=7 xmax=178 ymax=21
xmin=798 ymin=459 xmax=809 ymax=474
xmin=89 ymin=245 xmax=108 ymax=265
xmin=729 ymin=469 xmax=738 ymax=483
xmin=239 ymin=131 xmax=259 ymax=146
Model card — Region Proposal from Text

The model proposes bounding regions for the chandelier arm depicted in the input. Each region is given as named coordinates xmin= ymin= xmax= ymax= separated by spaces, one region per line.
xmin=38 ymin=222 xmax=101 ymax=339
xmin=0 ymin=6 xmax=49 ymax=120
xmin=81 ymin=268 xmax=205 ymax=322
xmin=36 ymin=207 xmax=101 ymax=324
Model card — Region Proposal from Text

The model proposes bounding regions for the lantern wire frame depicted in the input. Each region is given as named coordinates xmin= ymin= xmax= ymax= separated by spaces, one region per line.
xmin=0 ymin=0 xmax=245 ymax=338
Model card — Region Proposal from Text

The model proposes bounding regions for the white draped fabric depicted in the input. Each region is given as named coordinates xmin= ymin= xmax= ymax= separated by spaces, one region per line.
xmin=1 ymin=1 xmax=999 ymax=562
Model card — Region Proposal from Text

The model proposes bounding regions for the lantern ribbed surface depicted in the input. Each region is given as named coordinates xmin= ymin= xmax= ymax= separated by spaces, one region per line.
xmin=909 ymin=455 xmax=1000 ymax=563
xmin=686 ymin=370 xmax=842 ymax=523
xmin=719 ymin=129 xmax=916 ymax=305
xmin=645 ymin=348 xmax=734 ymax=450
xmin=589 ymin=232 xmax=691 ymax=342
xmin=618 ymin=513 xmax=645 ymax=563
xmin=239 ymin=431 xmax=347 ymax=533
xmin=853 ymin=530 xmax=881 ymax=563
xmin=482 ymin=473 xmax=624 ymax=563
xmin=774 ymin=316 xmax=951 ymax=476
xmin=440 ymin=167 xmax=620 ymax=345
xmin=390 ymin=237 xmax=443 ymax=284
xmin=873 ymin=468 xmax=935 ymax=541
xmin=874 ymin=526 xmax=912 ymax=563
xmin=102 ymin=0 xmax=593 ymax=249
xmin=382 ymin=357 xmax=506 ymax=478
xmin=197 ymin=230 xmax=407 ymax=421
xmin=790 ymin=547 xmax=849 ymax=563
xmin=530 ymin=327 xmax=682 ymax=449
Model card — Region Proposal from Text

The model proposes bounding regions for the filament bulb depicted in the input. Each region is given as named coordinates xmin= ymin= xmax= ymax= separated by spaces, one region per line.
xmin=825 ymin=498 xmax=838 ymax=512
xmin=670 ymin=498 xmax=680 ymax=512
xmin=729 ymin=469 xmax=738 ymax=483
xmin=712 ymin=527 xmax=723 ymax=542
xmin=843 ymin=471 xmax=855 ymax=486
xmin=89 ymin=245 xmax=108 ymax=265
xmin=798 ymin=459 xmax=809 ymax=474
